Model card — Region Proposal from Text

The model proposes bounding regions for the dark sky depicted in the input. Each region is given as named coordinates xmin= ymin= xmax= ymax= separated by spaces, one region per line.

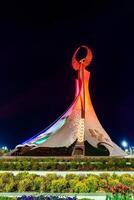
xmin=0 ymin=1 xmax=134 ymax=149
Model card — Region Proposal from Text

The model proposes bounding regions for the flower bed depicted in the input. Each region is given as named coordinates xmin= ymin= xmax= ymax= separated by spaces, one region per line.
xmin=17 ymin=195 xmax=77 ymax=200
xmin=0 ymin=157 xmax=133 ymax=171
xmin=0 ymin=172 xmax=133 ymax=193
xmin=0 ymin=193 xmax=134 ymax=200
xmin=0 ymin=196 xmax=95 ymax=200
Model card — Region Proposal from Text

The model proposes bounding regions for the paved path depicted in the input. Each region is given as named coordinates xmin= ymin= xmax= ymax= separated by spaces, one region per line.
xmin=0 ymin=171 xmax=134 ymax=176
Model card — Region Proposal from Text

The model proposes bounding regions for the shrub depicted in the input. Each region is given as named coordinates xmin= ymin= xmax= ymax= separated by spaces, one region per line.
xmin=119 ymin=174 xmax=134 ymax=188
xmin=0 ymin=173 xmax=16 ymax=192
xmin=16 ymin=162 xmax=23 ymax=171
xmin=74 ymin=181 xmax=88 ymax=193
xmin=44 ymin=173 xmax=58 ymax=192
xmin=65 ymin=173 xmax=79 ymax=181
xmin=0 ymin=157 xmax=134 ymax=171
xmin=22 ymin=161 xmax=31 ymax=170
xmin=30 ymin=161 xmax=40 ymax=170
xmin=99 ymin=173 xmax=111 ymax=181
xmin=107 ymin=177 xmax=120 ymax=187
xmin=51 ymin=178 xmax=68 ymax=193
xmin=39 ymin=177 xmax=48 ymax=192
xmin=68 ymin=178 xmax=80 ymax=192
xmin=17 ymin=178 xmax=33 ymax=192
xmin=0 ymin=172 xmax=133 ymax=193
xmin=84 ymin=175 xmax=99 ymax=192
xmin=31 ymin=176 xmax=43 ymax=191
xmin=98 ymin=179 xmax=107 ymax=192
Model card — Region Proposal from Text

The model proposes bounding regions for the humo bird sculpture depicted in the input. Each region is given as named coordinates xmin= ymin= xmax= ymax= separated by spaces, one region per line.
xmin=11 ymin=46 xmax=125 ymax=156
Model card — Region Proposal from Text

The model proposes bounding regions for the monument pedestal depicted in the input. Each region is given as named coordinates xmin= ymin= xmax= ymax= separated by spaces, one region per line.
xmin=72 ymin=141 xmax=85 ymax=156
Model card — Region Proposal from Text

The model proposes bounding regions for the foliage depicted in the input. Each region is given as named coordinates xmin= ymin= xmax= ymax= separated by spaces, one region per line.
xmin=0 ymin=172 xmax=133 ymax=193
xmin=0 ymin=157 xmax=133 ymax=171
xmin=51 ymin=178 xmax=68 ymax=192
xmin=119 ymin=174 xmax=134 ymax=188
xmin=105 ymin=183 xmax=134 ymax=200
xmin=0 ymin=173 xmax=16 ymax=192
xmin=85 ymin=175 xmax=99 ymax=192
xmin=73 ymin=182 xmax=89 ymax=193
xmin=0 ymin=197 xmax=15 ymax=200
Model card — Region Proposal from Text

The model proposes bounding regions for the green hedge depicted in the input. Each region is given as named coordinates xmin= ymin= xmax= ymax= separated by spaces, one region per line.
xmin=0 ymin=172 xmax=133 ymax=193
xmin=0 ymin=157 xmax=133 ymax=171
xmin=0 ymin=197 xmax=15 ymax=200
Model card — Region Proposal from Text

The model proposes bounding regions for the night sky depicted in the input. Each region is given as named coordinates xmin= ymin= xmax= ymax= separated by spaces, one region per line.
xmin=0 ymin=1 xmax=134 ymax=149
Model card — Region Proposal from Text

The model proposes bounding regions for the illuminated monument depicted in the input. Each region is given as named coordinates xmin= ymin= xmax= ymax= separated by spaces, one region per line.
xmin=12 ymin=46 xmax=125 ymax=156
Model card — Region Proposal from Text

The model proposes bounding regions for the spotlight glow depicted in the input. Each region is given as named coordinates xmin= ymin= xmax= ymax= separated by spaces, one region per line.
xmin=121 ymin=140 xmax=128 ymax=148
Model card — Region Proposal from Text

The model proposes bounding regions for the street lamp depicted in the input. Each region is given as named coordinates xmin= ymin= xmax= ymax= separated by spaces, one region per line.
xmin=121 ymin=140 xmax=132 ymax=155
xmin=121 ymin=140 xmax=128 ymax=148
